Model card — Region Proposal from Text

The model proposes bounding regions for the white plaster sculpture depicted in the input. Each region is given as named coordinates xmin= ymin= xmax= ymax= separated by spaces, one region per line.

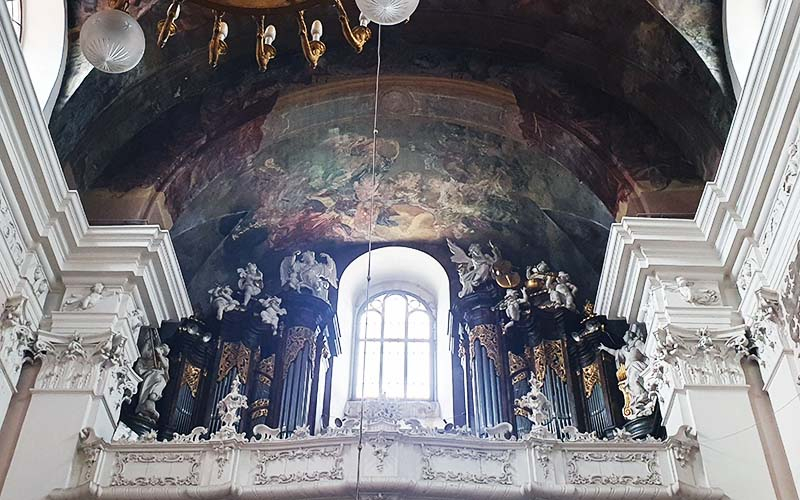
xmin=251 ymin=424 xmax=281 ymax=442
xmin=496 ymin=288 xmax=528 ymax=333
xmin=97 ymin=332 xmax=127 ymax=367
xmin=447 ymin=239 xmax=501 ymax=298
xmin=545 ymin=272 xmax=578 ymax=312
xmin=173 ymin=426 xmax=208 ymax=443
xmin=62 ymin=283 xmax=115 ymax=311
xmin=526 ymin=261 xmax=551 ymax=281
xmin=30 ymin=266 xmax=48 ymax=300
xmin=599 ymin=327 xmax=655 ymax=419
xmin=127 ymin=308 xmax=145 ymax=333
xmin=237 ymin=262 xmax=264 ymax=306
xmin=213 ymin=377 xmax=248 ymax=441
xmin=485 ymin=422 xmax=513 ymax=440
xmin=209 ymin=285 xmax=240 ymax=321
xmin=279 ymin=250 xmax=339 ymax=302
xmin=515 ymin=373 xmax=554 ymax=427
xmin=134 ymin=335 xmax=170 ymax=424
xmin=258 ymin=296 xmax=286 ymax=331
xmin=673 ymin=277 xmax=721 ymax=306
xmin=1 ymin=295 xmax=25 ymax=328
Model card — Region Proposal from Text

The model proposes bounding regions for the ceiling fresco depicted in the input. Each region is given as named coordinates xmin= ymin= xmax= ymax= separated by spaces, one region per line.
xmin=50 ymin=0 xmax=735 ymax=305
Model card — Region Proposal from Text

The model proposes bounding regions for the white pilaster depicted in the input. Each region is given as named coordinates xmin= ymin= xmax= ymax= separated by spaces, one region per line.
xmin=0 ymin=2 xmax=193 ymax=499
xmin=596 ymin=0 xmax=800 ymax=498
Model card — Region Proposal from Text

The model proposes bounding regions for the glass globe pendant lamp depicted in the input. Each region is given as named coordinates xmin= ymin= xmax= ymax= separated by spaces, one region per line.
xmin=79 ymin=1 xmax=145 ymax=74
xmin=355 ymin=0 xmax=420 ymax=25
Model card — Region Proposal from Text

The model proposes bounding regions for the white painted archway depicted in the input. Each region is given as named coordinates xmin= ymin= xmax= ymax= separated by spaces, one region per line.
xmin=724 ymin=0 xmax=768 ymax=99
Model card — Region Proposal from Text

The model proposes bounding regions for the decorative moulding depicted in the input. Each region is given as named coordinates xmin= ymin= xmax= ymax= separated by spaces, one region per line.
xmin=595 ymin=0 xmax=800 ymax=326
xmin=0 ymin=19 xmax=191 ymax=326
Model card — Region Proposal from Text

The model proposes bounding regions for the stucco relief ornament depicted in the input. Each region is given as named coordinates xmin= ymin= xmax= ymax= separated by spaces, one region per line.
xmin=599 ymin=327 xmax=656 ymax=419
xmin=209 ymin=285 xmax=240 ymax=321
xmin=447 ymin=239 xmax=501 ymax=298
xmin=97 ymin=332 xmax=127 ymax=368
xmin=258 ymin=296 xmax=287 ymax=331
xmin=237 ymin=262 xmax=264 ymax=306
xmin=280 ymin=250 xmax=338 ymax=302
xmin=62 ymin=283 xmax=117 ymax=311
xmin=212 ymin=376 xmax=248 ymax=441
xmin=668 ymin=277 xmax=721 ymax=306
xmin=29 ymin=266 xmax=49 ymax=301
xmin=133 ymin=331 xmax=170 ymax=424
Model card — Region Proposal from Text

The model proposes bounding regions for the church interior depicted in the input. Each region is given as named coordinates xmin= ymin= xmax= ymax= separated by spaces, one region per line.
xmin=0 ymin=0 xmax=798 ymax=499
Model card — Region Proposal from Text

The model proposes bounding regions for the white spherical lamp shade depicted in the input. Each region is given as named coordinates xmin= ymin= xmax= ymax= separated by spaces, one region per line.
xmin=355 ymin=0 xmax=420 ymax=25
xmin=79 ymin=9 xmax=145 ymax=74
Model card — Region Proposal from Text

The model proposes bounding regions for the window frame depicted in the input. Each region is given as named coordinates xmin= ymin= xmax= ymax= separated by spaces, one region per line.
xmin=350 ymin=290 xmax=437 ymax=401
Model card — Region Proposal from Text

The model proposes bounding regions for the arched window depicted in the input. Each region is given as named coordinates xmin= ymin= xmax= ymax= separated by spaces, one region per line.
xmin=331 ymin=246 xmax=453 ymax=425
xmin=353 ymin=291 xmax=435 ymax=400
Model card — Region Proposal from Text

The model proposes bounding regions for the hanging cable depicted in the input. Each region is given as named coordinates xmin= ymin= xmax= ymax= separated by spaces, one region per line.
xmin=355 ymin=23 xmax=382 ymax=500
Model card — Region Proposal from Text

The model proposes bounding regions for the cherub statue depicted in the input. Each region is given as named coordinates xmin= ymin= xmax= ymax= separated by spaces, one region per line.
xmin=237 ymin=263 xmax=264 ymax=306
xmin=134 ymin=334 xmax=170 ymax=424
xmin=495 ymin=288 xmax=528 ymax=333
xmin=599 ymin=327 xmax=653 ymax=419
xmin=447 ymin=239 xmax=502 ymax=298
xmin=63 ymin=283 xmax=115 ymax=311
xmin=555 ymin=272 xmax=578 ymax=312
xmin=515 ymin=373 xmax=553 ymax=427
xmin=209 ymin=285 xmax=240 ymax=321
xmin=279 ymin=250 xmax=338 ymax=302
xmin=258 ymin=296 xmax=287 ymax=331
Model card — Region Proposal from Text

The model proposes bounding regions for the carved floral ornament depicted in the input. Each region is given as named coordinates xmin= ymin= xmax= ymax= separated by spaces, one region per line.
xmin=648 ymin=325 xmax=750 ymax=392
xmin=70 ymin=423 xmax=707 ymax=500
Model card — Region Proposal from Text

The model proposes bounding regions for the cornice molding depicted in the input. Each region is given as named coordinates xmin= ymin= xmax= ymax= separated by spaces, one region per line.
xmin=597 ymin=0 xmax=800 ymax=323
xmin=0 ymin=4 xmax=191 ymax=324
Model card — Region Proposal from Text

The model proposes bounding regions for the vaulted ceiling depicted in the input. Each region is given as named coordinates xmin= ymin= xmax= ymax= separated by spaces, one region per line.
xmin=50 ymin=0 xmax=734 ymax=303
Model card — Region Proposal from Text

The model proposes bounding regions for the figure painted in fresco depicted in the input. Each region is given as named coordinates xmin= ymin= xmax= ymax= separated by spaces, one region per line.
xmin=447 ymin=239 xmax=502 ymax=298
xmin=237 ymin=263 xmax=264 ymax=306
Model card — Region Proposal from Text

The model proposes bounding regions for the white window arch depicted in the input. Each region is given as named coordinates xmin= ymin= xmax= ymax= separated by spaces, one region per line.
xmin=330 ymin=246 xmax=453 ymax=426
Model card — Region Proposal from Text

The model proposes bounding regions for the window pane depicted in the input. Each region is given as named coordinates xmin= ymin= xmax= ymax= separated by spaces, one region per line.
xmin=355 ymin=340 xmax=381 ymax=398
xmin=359 ymin=310 xmax=382 ymax=339
xmin=383 ymin=294 xmax=407 ymax=339
xmin=407 ymin=310 xmax=431 ymax=339
xmin=406 ymin=343 xmax=431 ymax=399
xmin=381 ymin=341 xmax=406 ymax=398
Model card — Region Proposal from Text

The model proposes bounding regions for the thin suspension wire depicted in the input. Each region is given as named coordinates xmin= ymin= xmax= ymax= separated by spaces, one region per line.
xmin=355 ymin=23 xmax=382 ymax=500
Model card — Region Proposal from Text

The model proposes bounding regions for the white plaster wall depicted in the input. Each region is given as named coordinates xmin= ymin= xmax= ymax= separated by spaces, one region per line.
xmin=19 ymin=0 xmax=68 ymax=119
xmin=724 ymin=0 xmax=768 ymax=99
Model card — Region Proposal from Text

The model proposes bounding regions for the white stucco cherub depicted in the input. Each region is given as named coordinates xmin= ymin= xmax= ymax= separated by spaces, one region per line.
xmin=237 ymin=262 xmax=264 ymax=306
xmin=209 ymin=285 xmax=240 ymax=321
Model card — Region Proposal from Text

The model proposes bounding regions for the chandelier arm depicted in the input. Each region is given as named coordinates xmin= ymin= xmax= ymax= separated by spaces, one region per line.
xmin=157 ymin=0 xmax=182 ymax=48
xmin=209 ymin=11 xmax=229 ymax=67
xmin=333 ymin=0 xmax=371 ymax=53
xmin=297 ymin=10 xmax=326 ymax=68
